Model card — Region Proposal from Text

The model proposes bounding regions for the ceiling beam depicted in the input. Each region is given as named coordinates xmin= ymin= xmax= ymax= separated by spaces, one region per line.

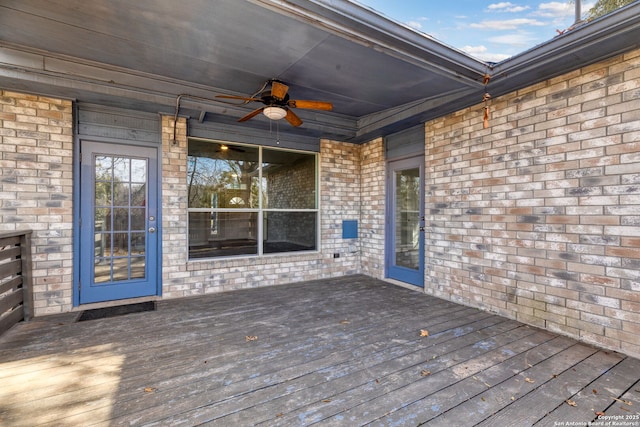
xmin=357 ymin=88 xmax=479 ymax=134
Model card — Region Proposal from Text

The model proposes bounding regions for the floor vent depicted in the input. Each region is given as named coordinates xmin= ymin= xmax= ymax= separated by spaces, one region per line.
xmin=77 ymin=301 xmax=156 ymax=322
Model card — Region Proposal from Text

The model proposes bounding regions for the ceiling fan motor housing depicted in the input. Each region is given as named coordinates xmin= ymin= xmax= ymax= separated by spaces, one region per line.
xmin=261 ymin=90 xmax=290 ymax=106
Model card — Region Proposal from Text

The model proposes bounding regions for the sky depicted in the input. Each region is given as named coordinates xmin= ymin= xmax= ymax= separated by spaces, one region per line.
xmin=354 ymin=1 xmax=595 ymax=62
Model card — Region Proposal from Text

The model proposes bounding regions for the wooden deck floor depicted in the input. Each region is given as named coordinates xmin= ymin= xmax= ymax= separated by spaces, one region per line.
xmin=1 ymin=275 xmax=639 ymax=426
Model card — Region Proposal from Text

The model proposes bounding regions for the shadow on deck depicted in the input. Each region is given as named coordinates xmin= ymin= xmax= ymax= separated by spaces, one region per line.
xmin=1 ymin=275 xmax=639 ymax=426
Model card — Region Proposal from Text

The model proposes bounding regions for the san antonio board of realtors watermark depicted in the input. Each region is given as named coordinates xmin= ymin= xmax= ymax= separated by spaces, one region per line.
xmin=554 ymin=414 xmax=639 ymax=426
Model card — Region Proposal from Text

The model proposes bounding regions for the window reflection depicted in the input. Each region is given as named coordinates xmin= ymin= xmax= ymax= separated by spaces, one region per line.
xmin=395 ymin=168 xmax=420 ymax=270
xmin=93 ymin=155 xmax=148 ymax=283
xmin=188 ymin=211 xmax=258 ymax=258
xmin=264 ymin=212 xmax=316 ymax=254
xmin=187 ymin=141 xmax=318 ymax=259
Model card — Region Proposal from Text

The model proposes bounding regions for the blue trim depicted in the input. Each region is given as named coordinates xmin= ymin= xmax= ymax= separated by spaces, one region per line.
xmin=155 ymin=116 xmax=163 ymax=297
xmin=72 ymin=104 xmax=81 ymax=307
xmin=342 ymin=220 xmax=358 ymax=239
xmin=75 ymin=139 xmax=161 ymax=304
xmin=385 ymin=125 xmax=425 ymax=160
xmin=385 ymin=156 xmax=425 ymax=287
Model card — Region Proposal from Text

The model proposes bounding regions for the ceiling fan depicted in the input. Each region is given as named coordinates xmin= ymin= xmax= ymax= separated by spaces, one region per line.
xmin=216 ymin=79 xmax=333 ymax=127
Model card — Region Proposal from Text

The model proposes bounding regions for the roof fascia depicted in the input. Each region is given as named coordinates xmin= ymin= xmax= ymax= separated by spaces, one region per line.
xmin=249 ymin=0 xmax=488 ymax=87
xmin=490 ymin=2 xmax=640 ymax=91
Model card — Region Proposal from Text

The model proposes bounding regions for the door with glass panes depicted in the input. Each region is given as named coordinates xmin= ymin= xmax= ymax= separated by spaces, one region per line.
xmin=386 ymin=156 xmax=425 ymax=287
xmin=78 ymin=141 xmax=159 ymax=304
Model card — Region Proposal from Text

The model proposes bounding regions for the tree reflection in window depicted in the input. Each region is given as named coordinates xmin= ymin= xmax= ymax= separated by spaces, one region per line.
xmin=187 ymin=140 xmax=317 ymax=259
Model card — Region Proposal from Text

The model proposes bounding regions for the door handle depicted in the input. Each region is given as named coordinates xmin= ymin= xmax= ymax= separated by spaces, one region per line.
xmin=419 ymin=227 xmax=425 ymax=232
xmin=148 ymin=227 xmax=156 ymax=233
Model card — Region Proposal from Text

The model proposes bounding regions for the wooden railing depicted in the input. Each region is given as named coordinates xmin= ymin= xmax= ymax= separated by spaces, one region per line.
xmin=0 ymin=230 xmax=33 ymax=336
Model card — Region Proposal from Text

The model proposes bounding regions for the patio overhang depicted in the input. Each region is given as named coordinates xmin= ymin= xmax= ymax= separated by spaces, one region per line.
xmin=0 ymin=0 xmax=639 ymax=143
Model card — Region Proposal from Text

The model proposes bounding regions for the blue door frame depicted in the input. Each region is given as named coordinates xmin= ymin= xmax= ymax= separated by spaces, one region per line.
xmin=385 ymin=156 xmax=425 ymax=287
xmin=76 ymin=140 xmax=160 ymax=305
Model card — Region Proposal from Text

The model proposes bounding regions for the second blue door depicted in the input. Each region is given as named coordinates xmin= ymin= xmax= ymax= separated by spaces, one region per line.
xmin=386 ymin=157 xmax=425 ymax=287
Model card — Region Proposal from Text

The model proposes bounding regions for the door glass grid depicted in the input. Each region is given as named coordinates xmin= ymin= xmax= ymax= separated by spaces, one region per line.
xmin=94 ymin=155 xmax=147 ymax=283
xmin=394 ymin=167 xmax=420 ymax=270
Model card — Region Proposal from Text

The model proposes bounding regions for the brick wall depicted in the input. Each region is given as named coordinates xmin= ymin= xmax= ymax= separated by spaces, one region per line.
xmin=424 ymin=47 xmax=640 ymax=358
xmin=320 ymin=139 xmax=361 ymax=275
xmin=360 ymin=138 xmax=386 ymax=279
xmin=161 ymin=115 xmax=191 ymax=296
xmin=0 ymin=90 xmax=74 ymax=315
xmin=161 ymin=126 xmax=365 ymax=298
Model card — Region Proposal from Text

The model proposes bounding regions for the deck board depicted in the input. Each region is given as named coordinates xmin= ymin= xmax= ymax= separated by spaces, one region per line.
xmin=474 ymin=348 xmax=624 ymax=426
xmin=377 ymin=335 xmax=578 ymax=426
xmin=108 ymin=308 xmax=490 ymax=424
xmin=0 ymin=275 xmax=639 ymax=426
xmin=179 ymin=319 xmax=522 ymax=426
xmin=538 ymin=356 xmax=640 ymax=425
xmin=313 ymin=328 xmax=551 ymax=426
xmin=599 ymin=379 xmax=640 ymax=418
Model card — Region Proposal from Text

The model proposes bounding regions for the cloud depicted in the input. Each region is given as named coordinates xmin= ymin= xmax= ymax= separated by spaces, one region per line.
xmin=460 ymin=45 xmax=488 ymax=55
xmin=482 ymin=52 xmax=513 ymax=62
xmin=534 ymin=1 xmax=595 ymax=26
xmin=487 ymin=2 xmax=530 ymax=13
xmin=488 ymin=2 xmax=514 ymax=9
xmin=534 ymin=2 xmax=573 ymax=17
xmin=460 ymin=45 xmax=511 ymax=62
xmin=488 ymin=33 xmax=539 ymax=46
xmin=470 ymin=18 xmax=546 ymax=30
xmin=406 ymin=20 xmax=423 ymax=30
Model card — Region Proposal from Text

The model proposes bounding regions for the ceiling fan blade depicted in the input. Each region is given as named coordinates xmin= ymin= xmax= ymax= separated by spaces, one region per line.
xmin=238 ymin=107 xmax=264 ymax=122
xmin=285 ymin=109 xmax=303 ymax=127
xmin=271 ymin=81 xmax=289 ymax=101
xmin=288 ymin=100 xmax=333 ymax=111
xmin=216 ymin=95 xmax=262 ymax=102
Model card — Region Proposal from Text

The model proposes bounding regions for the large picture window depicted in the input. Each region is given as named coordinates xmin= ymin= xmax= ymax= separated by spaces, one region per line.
xmin=187 ymin=139 xmax=318 ymax=259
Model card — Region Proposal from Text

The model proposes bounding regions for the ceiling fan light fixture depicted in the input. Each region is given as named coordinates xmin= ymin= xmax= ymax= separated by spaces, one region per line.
xmin=263 ymin=106 xmax=287 ymax=120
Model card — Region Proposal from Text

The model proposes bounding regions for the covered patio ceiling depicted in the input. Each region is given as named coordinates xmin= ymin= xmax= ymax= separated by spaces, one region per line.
xmin=1 ymin=0 xmax=639 ymax=143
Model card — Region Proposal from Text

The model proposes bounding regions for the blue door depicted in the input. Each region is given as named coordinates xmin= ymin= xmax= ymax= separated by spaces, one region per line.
xmin=386 ymin=157 xmax=425 ymax=287
xmin=79 ymin=141 xmax=160 ymax=304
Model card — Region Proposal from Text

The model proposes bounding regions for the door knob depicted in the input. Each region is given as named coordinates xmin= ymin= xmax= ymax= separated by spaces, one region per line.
xmin=148 ymin=227 xmax=156 ymax=233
